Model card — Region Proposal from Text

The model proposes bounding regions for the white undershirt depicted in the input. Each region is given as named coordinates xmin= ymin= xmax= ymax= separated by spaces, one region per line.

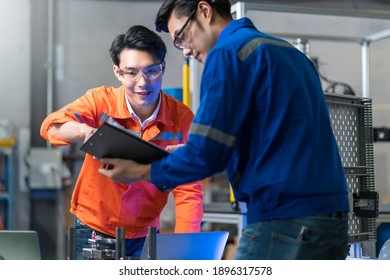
xmin=125 ymin=93 xmax=161 ymax=128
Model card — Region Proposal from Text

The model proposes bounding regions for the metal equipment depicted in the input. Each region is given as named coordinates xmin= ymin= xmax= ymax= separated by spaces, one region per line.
xmin=82 ymin=237 xmax=116 ymax=260
xmin=325 ymin=93 xmax=378 ymax=257
xmin=67 ymin=227 xmax=127 ymax=260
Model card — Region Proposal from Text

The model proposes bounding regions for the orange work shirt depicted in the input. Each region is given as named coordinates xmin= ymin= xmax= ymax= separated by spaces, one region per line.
xmin=40 ymin=86 xmax=204 ymax=238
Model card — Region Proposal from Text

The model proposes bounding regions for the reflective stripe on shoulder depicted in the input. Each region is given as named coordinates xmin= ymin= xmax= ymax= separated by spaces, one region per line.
xmin=190 ymin=123 xmax=236 ymax=148
xmin=238 ymin=37 xmax=294 ymax=61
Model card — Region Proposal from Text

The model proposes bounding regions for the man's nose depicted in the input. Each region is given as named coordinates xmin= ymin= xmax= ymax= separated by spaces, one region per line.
xmin=182 ymin=47 xmax=193 ymax=58
xmin=136 ymin=72 xmax=149 ymax=85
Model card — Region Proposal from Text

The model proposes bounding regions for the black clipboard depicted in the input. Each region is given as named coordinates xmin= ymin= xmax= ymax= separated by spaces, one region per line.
xmin=80 ymin=120 xmax=169 ymax=164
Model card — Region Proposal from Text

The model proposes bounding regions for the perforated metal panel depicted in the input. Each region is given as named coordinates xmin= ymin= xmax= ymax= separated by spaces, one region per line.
xmin=325 ymin=93 xmax=376 ymax=244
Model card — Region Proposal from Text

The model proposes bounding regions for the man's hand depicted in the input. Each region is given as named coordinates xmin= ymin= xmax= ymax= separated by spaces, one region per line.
xmin=48 ymin=122 xmax=96 ymax=143
xmin=98 ymin=158 xmax=151 ymax=184
xmin=79 ymin=123 xmax=97 ymax=143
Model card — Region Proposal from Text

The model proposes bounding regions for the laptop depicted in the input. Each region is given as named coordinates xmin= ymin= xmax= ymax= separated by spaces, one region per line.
xmin=141 ymin=231 xmax=229 ymax=260
xmin=0 ymin=230 xmax=41 ymax=260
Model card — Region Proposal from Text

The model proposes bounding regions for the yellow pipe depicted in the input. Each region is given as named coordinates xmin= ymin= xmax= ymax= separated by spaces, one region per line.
xmin=182 ymin=58 xmax=190 ymax=107
xmin=229 ymin=185 xmax=235 ymax=203
xmin=230 ymin=184 xmax=239 ymax=211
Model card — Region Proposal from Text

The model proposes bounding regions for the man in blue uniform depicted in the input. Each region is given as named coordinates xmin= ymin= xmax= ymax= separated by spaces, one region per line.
xmin=98 ymin=0 xmax=350 ymax=259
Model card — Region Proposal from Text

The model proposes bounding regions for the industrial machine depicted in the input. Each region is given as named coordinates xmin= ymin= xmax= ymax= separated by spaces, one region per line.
xmin=68 ymin=227 xmax=128 ymax=260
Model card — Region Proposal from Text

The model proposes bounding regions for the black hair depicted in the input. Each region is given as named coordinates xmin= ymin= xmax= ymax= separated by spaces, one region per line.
xmin=155 ymin=0 xmax=232 ymax=33
xmin=109 ymin=25 xmax=167 ymax=66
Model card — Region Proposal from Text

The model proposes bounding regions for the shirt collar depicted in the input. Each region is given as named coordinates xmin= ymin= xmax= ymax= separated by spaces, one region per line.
xmin=219 ymin=17 xmax=256 ymax=41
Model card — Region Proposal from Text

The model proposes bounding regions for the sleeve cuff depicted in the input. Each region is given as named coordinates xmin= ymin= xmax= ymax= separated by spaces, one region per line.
xmin=150 ymin=160 xmax=174 ymax=192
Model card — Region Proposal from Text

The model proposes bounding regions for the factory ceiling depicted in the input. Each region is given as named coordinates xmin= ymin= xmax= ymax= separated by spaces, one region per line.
xmin=94 ymin=0 xmax=390 ymax=19
xmin=229 ymin=0 xmax=390 ymax=19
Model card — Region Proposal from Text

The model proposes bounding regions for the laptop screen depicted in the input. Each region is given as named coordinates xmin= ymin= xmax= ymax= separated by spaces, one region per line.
xmin=141 ymin=231 xmax=229 ymax=260
xmin=0 ymin=230 xmax=41 ymax=260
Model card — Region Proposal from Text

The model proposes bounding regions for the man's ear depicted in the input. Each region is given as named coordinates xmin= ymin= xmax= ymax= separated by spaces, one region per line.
xmin=113 ymin=65 xmax=121 ymax=81
xmin=198 ymin=1 xmax=213 ymax=21
xmin=161 ymin=60 xmax=166 ymax=75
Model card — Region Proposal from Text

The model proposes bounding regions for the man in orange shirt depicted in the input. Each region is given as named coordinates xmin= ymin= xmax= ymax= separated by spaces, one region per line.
xmin=40 ymin=25 xmax=203 ymax=259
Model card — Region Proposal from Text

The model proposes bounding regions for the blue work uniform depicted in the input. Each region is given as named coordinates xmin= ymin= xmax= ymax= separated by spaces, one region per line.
xmin=151 ymin=18 xmax=350 ymax=225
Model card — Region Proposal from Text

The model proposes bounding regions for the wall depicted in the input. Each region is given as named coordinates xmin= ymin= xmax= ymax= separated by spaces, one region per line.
xmin=0 ymin=0 xmax=31 ymax=128
xmin=0 ymin=0 xmax=32 ymax=232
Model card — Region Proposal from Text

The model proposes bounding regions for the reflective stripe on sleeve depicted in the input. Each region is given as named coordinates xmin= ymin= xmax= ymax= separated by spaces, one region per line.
xmin=65 ymin=108 xmax=84 ymax=123
xmin=151 ymin=132 xmax=184 ymax=141
xmin=190 ymin=123 xmax=236 ymax=148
